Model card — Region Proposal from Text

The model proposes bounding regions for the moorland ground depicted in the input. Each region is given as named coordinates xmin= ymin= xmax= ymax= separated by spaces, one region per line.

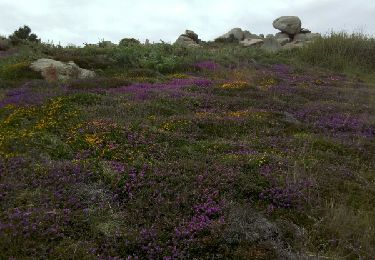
xmin=0 ymin=32 xmax=375 ymax=259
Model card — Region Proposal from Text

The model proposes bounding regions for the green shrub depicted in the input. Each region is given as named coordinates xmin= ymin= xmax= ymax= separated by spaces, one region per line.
xmin=119 ymin=38 xmax=141 ymax=47
xmin=214 ymin=34 xmax=239 ymax=43
xmin=0 ymin=61 xmax=42 ymax=80
xmin=68 ymin=77 xmax=131 ymax=89
xmin=52 ymin=54 xmax=114 ymax=70
xmin=295 ymin=32 xmax=375 ymax=73
xmin=126 ymin=68 xmax=162 ymax=77
xmin=9 ymin=25 xmax=40 ymax=45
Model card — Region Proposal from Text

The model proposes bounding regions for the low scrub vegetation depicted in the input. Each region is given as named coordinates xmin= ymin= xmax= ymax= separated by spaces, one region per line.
xmin=0 ymin=30 xmax=374 ymax=259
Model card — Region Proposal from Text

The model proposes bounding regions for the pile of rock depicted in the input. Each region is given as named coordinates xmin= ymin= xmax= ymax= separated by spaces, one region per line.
xmin=215 ymin=28 xmax=263 ymax=43
xmin=174 ymin=30 xmax=201 ymax=47
xmin=208 ymin=16 xmax=321 ymax=51
xmin=30 ymin=58 xmax=96 ymax=82
xmin=272 ymin=16 xmax=320 ymax=49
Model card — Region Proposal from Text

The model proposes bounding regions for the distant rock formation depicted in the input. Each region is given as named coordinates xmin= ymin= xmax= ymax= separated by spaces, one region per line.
xmin=30 ymin=58 xmax=96 ymax=82
xmin=175 ymin=30 xmax=201 ymax=47
xmin=215 ymin=28 xmax=262 ymax=42
xmin=271 ymin=16 xmax=321 ymax=50
xmin=174 ymin=16 xmax=320 ymax=51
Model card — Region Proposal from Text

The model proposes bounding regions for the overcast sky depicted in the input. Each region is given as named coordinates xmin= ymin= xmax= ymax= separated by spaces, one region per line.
xmin=0 ymin=0 xmax=374 ymax=45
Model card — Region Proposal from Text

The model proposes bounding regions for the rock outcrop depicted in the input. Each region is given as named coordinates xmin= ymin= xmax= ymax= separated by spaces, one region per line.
xmin=240 ymin=38 xmax=264 ymax=47
xmin=271 ymin=16 xmax=321 ymax=49
xmin=261 ymin=37 xmax=282 ymax=52
xmin=275 ymin=32 xmax=291 ymax=46
xmin=175 ymin=30 xmax=201 ymax=47
xmin=273 ymin=16 xmax=302 ymax=35
xmin=179 ymin=16 xmax=321 ymax=50
xmin=215 ymin=28 xmax=262 ymax=42
xmin=294 ymin=32 xmax=321 ymax=42
xmin=30 ymin=58 xmax=96 ymax=82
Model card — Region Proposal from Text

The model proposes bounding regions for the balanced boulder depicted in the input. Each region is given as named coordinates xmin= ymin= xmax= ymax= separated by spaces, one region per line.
xmin=30 ymin=58 xmax=96 ymax=82
xmin=273 ymin=16 xmax=302 ymax=35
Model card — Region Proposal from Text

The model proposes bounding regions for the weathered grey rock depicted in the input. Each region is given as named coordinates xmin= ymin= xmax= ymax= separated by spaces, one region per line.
xmin=282 ymin=41 xmax=306 ymax=50
xmin=275 ymin=32 xmax=290 ymax=39
xmin=175 ymin=30 xmax=201 ymax=47
xmin=294 ymin=32 xmax=321 ymax=42
xmin=30 ymin=58 xmax=96 ymax=82
xmin=216 ymin=28 xmax=245 ymax=41
xmin=275 ymin=32 xmax=291 ymax=46
xmin=273 ymin=16 xmax=302 ymax=35
xmin=224 ymin=207 xmax=280 ymax=245
xmin=243 ymin=30 xmax=262 ymax=40
xmin=277 ymin=38 xmax=291 ymax=46
xmin=174 ymin=35 xmax=200 ymax=47
xmin=261 ymin=37 xmax=282 ymax=52
xmin=184 ymin=30 xmax=199 ymax=42
xmin=240 ymin=38 xmax=264 ymax=47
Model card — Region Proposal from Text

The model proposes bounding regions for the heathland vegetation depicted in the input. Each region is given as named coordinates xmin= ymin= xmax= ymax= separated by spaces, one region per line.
xmin=0 ymin=25 xmax=375 ymax=259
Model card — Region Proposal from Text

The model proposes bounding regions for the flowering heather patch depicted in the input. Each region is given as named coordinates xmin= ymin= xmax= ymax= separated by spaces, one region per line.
xmin=260 ymin=179 xmax=314 ymax=209
xmin=294 ymin=105 xmax=375 ymax=137
xmin=1 ymin=54 xmax=375 ymax=259
xmin=0 ymin=85 xmax=59 ymax=108
xmin=110 ymin=77 xmax=213 ymax=100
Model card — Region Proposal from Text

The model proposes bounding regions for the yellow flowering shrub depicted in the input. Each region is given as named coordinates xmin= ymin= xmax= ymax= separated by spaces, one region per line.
xmin=221 ymin=81 xmax=250 ymax=89
xmin=257 ymin=77 xmax=278 ymax=88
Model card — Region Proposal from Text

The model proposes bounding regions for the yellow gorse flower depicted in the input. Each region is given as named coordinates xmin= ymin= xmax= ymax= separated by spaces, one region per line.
xmin=258 ymin=78 xmax=278 ymax=88
xmin=221 ymin=81 xmax=250 ymax=89
xmin=85 ymin=134 xmax=103 ymax=146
